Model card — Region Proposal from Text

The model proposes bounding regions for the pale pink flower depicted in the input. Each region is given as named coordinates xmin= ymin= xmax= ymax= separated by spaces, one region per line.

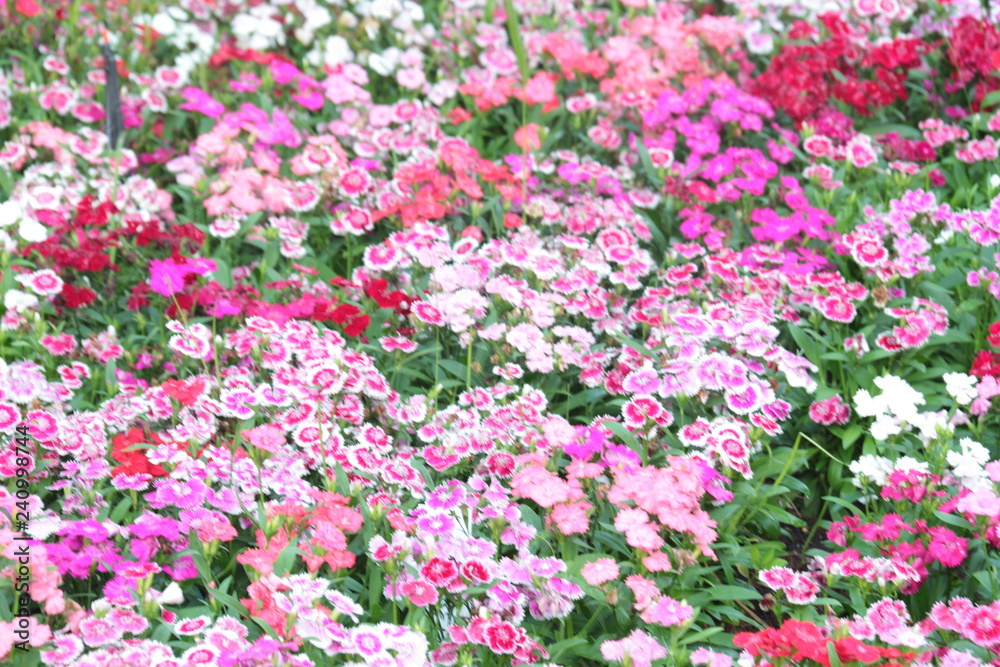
xmin=580 ymin=558 xmax=619 ymax=586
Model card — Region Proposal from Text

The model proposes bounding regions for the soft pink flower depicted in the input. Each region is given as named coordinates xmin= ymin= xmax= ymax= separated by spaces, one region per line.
xmin=580 ymin=558 xmax=619 ymax=586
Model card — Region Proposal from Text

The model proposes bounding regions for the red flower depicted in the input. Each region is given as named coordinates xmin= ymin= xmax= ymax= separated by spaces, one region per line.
xmin=111 ymin=428 xmax=168 ymax=478
xmin=60 ymin=283 xmax=98 ymax=309
xmin=485 ymin=622 xmax=521 ymax=654
xmin=834 ymin=637 xmax=880 ymax=664
xmin=971 ymin=350 xmax=1000 ymax=378
xmin=173 ymin=223 xmax=206 ymax=245
xmin=15 ymin=0 xmax=42 ymax=17
xmin=734 ymin=620 xmax=833 ymax=665
xmin=420 ymin=558 xmax=459 ymax=586
xmin=344 ymin=314 xmax=370 ymax=337
xmin=161 ymin=378 xmax=206 ymax=406
xmin=127 ymin=282 xmax=151 ymax=311
xmin=330 ymin=303 xmax=360 ymax=324
xmin=447 ymin=108 xmax=473 ymax=125
xmin=987 ymin=321 xmax=1000 ymax=348
xmin=460 ymin=560 xmax=491 ymax=584
xmin=310 ymin=299 xmax=341 ymax=322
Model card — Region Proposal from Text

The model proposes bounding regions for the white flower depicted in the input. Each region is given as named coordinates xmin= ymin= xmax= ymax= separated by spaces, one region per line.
xmin=948 ymin=438 xmax=990 ymax=488
xmin=148 ymin=8 xmax=183 ymax=36
xmin=26 ymin=514 xmax=63 ymax=540
xmin=855 ymin=375 xmax=925 ymax=426
xmin=746 ymin=29 xmax=774 ymax=55
xmin=232 ymin=7 xmax=286 ymax=51
xmin=19 ymin=215 xmax=49 ymax=242
xmin=869 ymin=415 xmax=902 ymax=441
xmin=159 ymin=582 xmax=185 ymax=605
xmin=910 ymin=410 xmax=952 ymax=441
xmin=295 ymin=27 xmax=316 ymax=45
xmin=300 ymin=0 xmax=331 ymax=29
xmin=944 ymin=372 xmax=977 ymax=406
xmin=894 ymin=456 xmax=929 ymax=475
xmin=321 ymin=35 xmax=353 ymax=67
xmin=885 ymin=627 xmax=927 ymax=648
xmin=849 ymin=454 xmax=894 ymax=487
xmin=4 ymin=289 xmax=39 ymax=311
xmin=0 ymin=199 xmax=22 ymax=226
xmin=368 ymin=48 xmax=401 ymax=76
xmin=853 ymin=388 xmax=880 ymax=418
xmin=369 ymin=0 xmax=401 ymax=19
xmin=0 ymin=230 xmax=15 ymax=253
xmin=876 ymin=375 xmax=925 ymax=421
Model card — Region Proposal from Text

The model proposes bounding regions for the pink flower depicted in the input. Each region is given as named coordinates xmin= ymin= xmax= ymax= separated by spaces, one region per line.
xmin=785 ymin=574 xmax=820 ymax=604
xmin=928 ymin=528 xmax=968 ymax=568
xmin=580 ymin=558 xmax=619 ymax=586
xmin=803 ymin=135 xmax=834 ymax=157
xmin=809 ymin=395 xmax=852 ymax=425
xmin=173 ymin=616 xmax=212 ymax=636
xmin=380 ymin=336 xmax=419 ymax=353
xmin=819 ymin=295 xmax=857 ymax=323
xmin=624 ymin=575 xmax=659 ymax=612
xmin=149 ymin=260 xmax=190 ymax=297
xmin=846 ymin=134 xmax=878 ymax=168
xmin=40 ymin=333 xmax=77 ymax=355
xmin=549 ymin=500 xmax=591 ymax=534
xmin=514 ymin=124 xmax=543 ymax=152
xmin=510 ymin=464 xmax=576 ymax=507
xmin=600 ymin=630 xmax=667 ymax=667
xmin=178 ymin=87 xmax=226 ymax=118
xmin=242 ymin=424 xmax=285 ymax=453
xmin=18 ymin=269 xmax=63 ymax=296
xmin=400 ymin=579 xmax=439 ymax=607
xmin=641 ymin=596 xmax=693 ymax=627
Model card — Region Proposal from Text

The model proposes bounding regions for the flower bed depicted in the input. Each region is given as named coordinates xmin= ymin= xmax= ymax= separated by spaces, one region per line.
xmin=1 ymin=0 xmax=1000 ymax=665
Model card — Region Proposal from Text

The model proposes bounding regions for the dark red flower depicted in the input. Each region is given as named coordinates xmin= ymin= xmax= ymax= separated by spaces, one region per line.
xmin=127 ymin=282 xmax=151 ymax=311
xmin=344 ymin=314 xmax=370 ymax=337
xmin=60 ymin=283 xmax=98 ymax=309
xmin=331 ymin=304 xmax=361 ymax=324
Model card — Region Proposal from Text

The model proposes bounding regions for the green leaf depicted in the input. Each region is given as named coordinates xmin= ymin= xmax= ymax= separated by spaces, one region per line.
xmin=109 ymin=497 xmax=132 ymax=523
xmin=686 ymin=585 xmax=761 ymax=606
xmin=828 ymin=642 xmax=843 ymax=667
xmin=548 ymin=638 xmax=591 ymax=660
xmin=786 ymin=323 xmax=821 ymax=362
xmin=635 ymin=137 xmax=665 ymax=187
xmin=503 ymin=0 xmax=530 ymax=82
xmin=679 ymin=626 xmax=724 ymax=645
xmin=610 ymin=332 xmax=656 ymax=358
xmin=436 ymin=358 xmax=470 ymax=380
xmin=932 ymin=509 xmax=974 ymax=531
xmin=273 ymin=541 xmax=301 ymax=577
xmin=838 ymin=424 xmax=863 ymax=448
xmin=982 ymin=89 xmax=1000 ymax=108
xmin=823 ymin=495 xmax=863 ymax=516
xmin=208 ymin=580 xmax=255 ymax=621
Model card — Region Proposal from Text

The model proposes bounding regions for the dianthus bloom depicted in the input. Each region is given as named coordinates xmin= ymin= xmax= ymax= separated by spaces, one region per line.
xmin=510 ymin=463 xmax=579 ymax=507
xmin=600 ymin=630 xmax=667 ymax=667
xmin=809 ymin=395 xmax=851 ymax=425
xmin=580 ymin=558 xmax=619 ymax=586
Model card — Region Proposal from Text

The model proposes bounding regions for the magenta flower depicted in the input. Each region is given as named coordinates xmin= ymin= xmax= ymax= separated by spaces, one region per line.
xmin=149 ymin=259 xmax=190 ymax=297
xmin=177 ymin=87 xmax=225 ymax=118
